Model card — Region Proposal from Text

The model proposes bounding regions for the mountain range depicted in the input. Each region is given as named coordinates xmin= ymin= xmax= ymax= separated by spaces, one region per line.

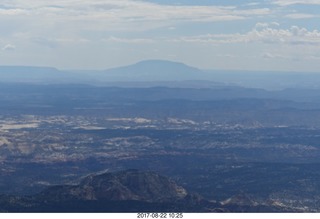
xmin=0 ymin=60 xmax=209 ymax=85
xmin=1 ymin=60 xmax=320 ymax=89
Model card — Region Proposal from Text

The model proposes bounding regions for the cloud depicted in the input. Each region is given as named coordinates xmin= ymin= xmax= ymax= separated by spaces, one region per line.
xmin=0 ymin=0 xmax=271 ymax=35
xmin=0 ymin=8 xmax=27 ymax=15
xmin=2 ymin=44 xmax=16 ymax=51
xmin=262 ymin=53 xmax=289 ymax=59
xmin=30 ymin=36 xmax=90 ymax=49
xmin=172 ymin=24 xmax=320 ymax=46
xmin=103 ymin=36 xmax=155 ymax=44
xmin=250 ymin=25 xmax=320 ymax=45
xmin=0 ymin=0 xmax=277 ymax=56
xmin=255 ymin=22 xmax=270 ymax=29
xmin=272 ymin=0 xmax=320 ymax=6
xmin=284 ymin=13 xmax=318 ymax=19
xmin=309 ymin=55 xmax=320 ymax=60
xmin=246 ymin=2 xmax=261 ymax=6
xmin=255 ymin=22 xmax=279 ymax=30
xmin=1 ymin=0 xmax=318 ymax=71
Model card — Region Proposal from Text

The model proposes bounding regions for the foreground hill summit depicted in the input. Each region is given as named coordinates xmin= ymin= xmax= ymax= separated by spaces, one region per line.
xmin=0 ymin=170 xmax=298 ymax=213
xmin=37 ymin=169 xmax=188 ymax=202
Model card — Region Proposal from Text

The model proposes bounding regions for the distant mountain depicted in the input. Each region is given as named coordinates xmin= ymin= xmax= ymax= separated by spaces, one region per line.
xmin=99 ymin=60 xmax=208 ymax=81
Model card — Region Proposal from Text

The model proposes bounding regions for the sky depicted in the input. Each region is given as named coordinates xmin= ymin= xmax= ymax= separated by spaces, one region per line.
xmin=0 ymin=0 xmax=320 ymax=72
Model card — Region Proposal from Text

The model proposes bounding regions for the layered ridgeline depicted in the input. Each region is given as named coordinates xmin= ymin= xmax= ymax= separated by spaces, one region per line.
xmin=0 ymin=60 xmax=213 ymax=86
xmin=1 ymin=60 xmax=320 ymax=89
xmin=0 ymin=170 xmax=294 ymax=213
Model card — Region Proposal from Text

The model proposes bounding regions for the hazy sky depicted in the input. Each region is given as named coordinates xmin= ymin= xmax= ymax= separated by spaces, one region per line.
xmin=1 ymin=0 xmax=320 ymax=72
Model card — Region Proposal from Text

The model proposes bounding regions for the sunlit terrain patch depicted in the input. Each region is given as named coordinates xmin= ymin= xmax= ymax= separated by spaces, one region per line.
xmin=0 ymin=123 xmax=39 ymax=130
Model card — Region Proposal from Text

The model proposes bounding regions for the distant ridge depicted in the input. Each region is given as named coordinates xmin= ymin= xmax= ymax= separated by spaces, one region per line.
xmin=0 ymin=66 xmax=58 ymax=73
xmin=0 ymin=66 xmax=71 ymax=83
